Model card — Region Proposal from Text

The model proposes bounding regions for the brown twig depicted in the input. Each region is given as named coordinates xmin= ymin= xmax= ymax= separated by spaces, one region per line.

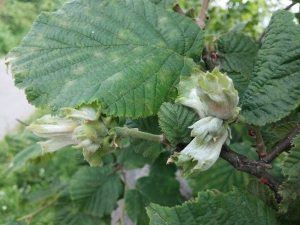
xmin=196 ymin=0 xmax=210 ymax=30
xmin=262 ymin=123 xmax=300 ymax=163
xmin=284 ymin=2 xmax=297 ymax=10
xmin=220 ymin=146 xmax=282 ymax=202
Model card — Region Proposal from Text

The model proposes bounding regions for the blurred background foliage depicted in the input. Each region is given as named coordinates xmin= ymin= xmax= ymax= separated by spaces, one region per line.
xmin=0 ymin=0 xmax=66 ymax=56
xmin=0 ymin=0 xmax=299 ymax=224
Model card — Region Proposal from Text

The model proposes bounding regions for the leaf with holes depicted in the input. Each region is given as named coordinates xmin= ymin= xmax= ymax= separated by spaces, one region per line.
xmin=241 ymin=10 xmax=300 ymax=125
xmin=6 ymin=0 xmax=204 ymax=117
xmin=158 ymin=102 xmax=198 ymax=146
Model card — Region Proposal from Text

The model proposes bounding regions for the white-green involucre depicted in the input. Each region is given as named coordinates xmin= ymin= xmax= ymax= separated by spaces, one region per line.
xmin=27 ymin=106 xmax=118 ymax=166
xmin=172 ymin=68 xmax=240 ymax=177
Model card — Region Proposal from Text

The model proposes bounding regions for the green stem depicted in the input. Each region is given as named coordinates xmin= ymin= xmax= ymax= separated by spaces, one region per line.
xmin=114 ymin=127 xmax=167 ymax=144
xmin=17 ymin=199 xmax=57 ymax=223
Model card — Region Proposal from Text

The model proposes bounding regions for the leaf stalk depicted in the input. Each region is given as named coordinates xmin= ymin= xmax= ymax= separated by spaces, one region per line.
xmin=17 ymin=199 xmax=57 ymax=223
xmin=114 ymin=127 xmax=168 ymax=144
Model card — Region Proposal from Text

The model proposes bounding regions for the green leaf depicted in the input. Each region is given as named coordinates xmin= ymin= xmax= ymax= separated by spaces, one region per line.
xmin=274 ymin=121 xmax=298 ymax=139
xmin=125 ymin=153 xmax=182 ymax=224
xmin=124 ymin=189 xmax=145 ymax=224
xmin=217 ymin=31 xmax=259 ymax=77
xmin=149 ymin=0 xmax=176 ymax=8
xmin=241 ymin=10 xmax=300 ymax=125
xmin=226 ymin=71 xmax=251 ymax=102
xmin=116 ymin=146 xmax=154 ymax=170
xmin=70 ymin=165 xmax=123 ymax=217
xmin=158 ymin=102 xmax=198 ymax=146
xmin=147 ymin=188 xmax=278 ymax=225
xmin=26 ymin=178 xmax=65 ymax=203
xmin=3 ymin=132 xmax=43 ymax=174
xmin=4 ymin=142 xmax=42 ymax=174
xmin=216 ymin=32 xmax=259 ymax=102
xmin=278 ymin=134 xmax=300 ymax=221
xmin=7 ymin=0 xmax=204 ymax=118
xmin=125 ymin=175 xmax=182 ymax=224
xmin=247 ymin=179 xmax=278 ymax=211
xmin=149 ymin=152 xmax=177 ymax=177
xmin=54 ymin=188 xmax=110 ymax=225
xmin=127 ymin=117 xmax=164 ymax=158
xmin=187 ymin=141 xmax=254 ymax=195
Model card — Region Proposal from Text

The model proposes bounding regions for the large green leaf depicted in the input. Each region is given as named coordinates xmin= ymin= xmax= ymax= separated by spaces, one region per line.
xmin=158 ymin=102 xmax=198 ymax=146
xmin=217 ymin=31 xmax=259 ymax=77
xmin=54 ymin=188 xmax=110 ymax=225
xmin=70 ymin=165 xmax=123 ymax=217
xmin=147 ymin=188 xmax=278 ymax=225
xmin=6 ymin=0 xmax=204 ymax=117
xmin=247 ymin=179 xmax=278 ymax=211
xmin=241 ymin=10 xmax=300 ymax=125
xmin=278 ymin=134 xmax=300 ymax=221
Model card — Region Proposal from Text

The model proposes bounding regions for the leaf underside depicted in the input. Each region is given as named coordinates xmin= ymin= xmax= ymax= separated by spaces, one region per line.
xmin=6 ymin=0 xmax=204 ymax=118
xmin=241 ymin=10 xmax=300 ymax=125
